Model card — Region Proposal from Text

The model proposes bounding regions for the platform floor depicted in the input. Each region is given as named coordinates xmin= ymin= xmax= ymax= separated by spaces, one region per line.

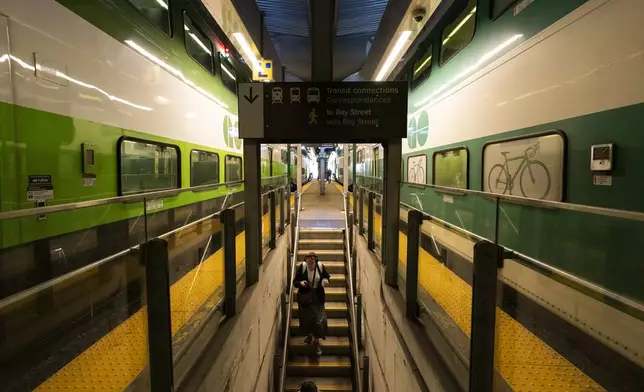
xmin=299 ymin=180 xmax=345 ymax=229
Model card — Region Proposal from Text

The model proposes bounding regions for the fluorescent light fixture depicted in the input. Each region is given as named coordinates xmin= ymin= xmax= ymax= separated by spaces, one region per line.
xmin=189 ymin=32 xmax=212 ymax=55
xmin=375 ymin=30 xmax=412 ymax=81
xmin=443 ymin=7 xmax=477 ymax=45
xmin=156 ymin=0 xmax=168 ymax=10
xmin=233 ymin=32 xmax=260 ymax=71
xmin=221 ymin=64 xmax=236 ymax=80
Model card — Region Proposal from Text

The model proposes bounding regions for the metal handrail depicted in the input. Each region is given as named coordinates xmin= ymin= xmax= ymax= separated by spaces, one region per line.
xmin=0 ymin=180 xmax=245 ymax=220
xmin=277 ymin=191 xmax=302 ymax=392
xmin=401 ymin=181 xmax=644 ymax=222
xmin=400 ymin=201 xmax=644 ymax=320
xmin=343 ymin=193 xmax=363 ymax=392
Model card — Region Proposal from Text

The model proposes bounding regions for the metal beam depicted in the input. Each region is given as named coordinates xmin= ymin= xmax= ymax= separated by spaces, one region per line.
xmin=309 ymin=0 xmax=335 ymax=81
xmin=383 ymin=139 xmax=401 ymax=286
xmin=243 ymin=140 xmax=261 ymax=285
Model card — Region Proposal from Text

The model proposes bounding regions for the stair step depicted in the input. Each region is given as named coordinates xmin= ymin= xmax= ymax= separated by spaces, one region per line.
xmin=288 ymin=336 xmax=351 ymax=356
xmin=290 ymin=318 xmax=349 ymax=336
xmin=298 ymin=249 xmax=345 ymax=261
xmin=324 ymin=287 xmax=347 ymax=302
xmin=284 ymin=377 xmax=353 ymax=392
xmin=299 ymin=239 xmax=345 ymax=250
xmin=287 ymin=355 xmax=352 ymax=377
xmin=321 ymin=261 xmax=346 ymax=274
xmin=292 ymin=302 xmax=347 ymax=318
xmin=300 ymin=229 xmax=344 ymax=240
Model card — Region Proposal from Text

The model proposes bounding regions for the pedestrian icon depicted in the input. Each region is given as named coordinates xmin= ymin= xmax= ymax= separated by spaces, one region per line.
xmin=307 ymin=87 xmax=320 ymax=103
xmin=308 ymin=108 xmax=318 ymax=125
xmin=290 ymin=87 xmax=301 ymax=103
xmin=272 ymin=87 xmax=283 ymax=104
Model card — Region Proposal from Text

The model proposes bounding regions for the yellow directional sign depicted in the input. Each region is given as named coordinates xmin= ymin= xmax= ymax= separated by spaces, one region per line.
xmin=254 ymin=60 xmax=273 ymax=81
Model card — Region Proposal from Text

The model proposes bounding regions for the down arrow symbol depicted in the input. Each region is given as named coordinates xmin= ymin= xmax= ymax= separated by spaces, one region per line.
xmin=244 ymin=87 xmax=259 ymax=104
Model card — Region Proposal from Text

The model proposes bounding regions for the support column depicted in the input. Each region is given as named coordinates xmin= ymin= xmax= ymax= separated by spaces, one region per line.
xmin=352 ymin=144 xmax=357 ymax=219
xmin=310 ymin=0 xmax=335 ymax=81
xmin=243 ymin=140 xmax=261 ymax=285
xmin=343 ymin=144 xmax=349 ymax=194
xmin=383 ymin=139 xmax=401 ymax=287
xmin=286 ymin=143 xmax=291 ymax=224
xmin=319 ymin=155 xmax=326 ymax=195
xmin=297 ymin=145 xmax=303 ymax=192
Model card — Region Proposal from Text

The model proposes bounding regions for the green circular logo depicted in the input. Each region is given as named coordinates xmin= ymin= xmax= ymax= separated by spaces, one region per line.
xmin=223 ymin=116 xmax=241 ymax=149
xmin=407 ymin=118 xmax=418 ymax=149
xmin=417 ymin=111 xmax=429 ymax=147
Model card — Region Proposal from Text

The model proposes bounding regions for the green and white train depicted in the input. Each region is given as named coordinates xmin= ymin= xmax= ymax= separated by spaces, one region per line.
xmin=344 ymin=0 xmax=644 ymax=390
xmin=0 ymin=0 xmax=306 ymax=388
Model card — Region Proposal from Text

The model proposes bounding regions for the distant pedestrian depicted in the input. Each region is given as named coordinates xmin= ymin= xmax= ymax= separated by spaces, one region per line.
xmin=297 ymin=380 xmax=319 ymax=392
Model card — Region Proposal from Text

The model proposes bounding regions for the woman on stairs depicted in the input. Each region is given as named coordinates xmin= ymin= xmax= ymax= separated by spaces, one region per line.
xmin=294 ymin=251 xmax=330 ymax=356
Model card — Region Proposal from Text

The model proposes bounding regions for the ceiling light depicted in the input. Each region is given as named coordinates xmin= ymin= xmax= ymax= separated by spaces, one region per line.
xmin=233 ymin=32 xmax=260 ymax=71
xmin=375 ymin=30 xmax=412 ymax=81
xmin=414 ymin=55 xmax=432 ymax=75
xmin=221 ymin=64 xmax=236 ymax=80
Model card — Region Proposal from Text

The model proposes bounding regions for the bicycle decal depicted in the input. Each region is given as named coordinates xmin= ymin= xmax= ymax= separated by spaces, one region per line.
xmin=407 ymin=154 xmax=427 ymax=184
xmin=487 ymin=142 xmax=551 ymax=199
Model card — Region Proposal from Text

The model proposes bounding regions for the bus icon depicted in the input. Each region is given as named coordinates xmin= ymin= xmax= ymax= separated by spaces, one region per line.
xmin=307 ymin=87 xmax=320 ymax=103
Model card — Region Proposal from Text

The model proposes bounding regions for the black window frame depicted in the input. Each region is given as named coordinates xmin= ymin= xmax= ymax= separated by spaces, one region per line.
xmin=432 ymin=146 xmax=470 ymax=189
xmin=411 ymin=44 xmax=433 ymax=91
xmin=224 ymin=154 xmax=243 ymax=182
xmin=439 ymin=0 xmax=478 ymax=67
xmin=117 ymin=136 xmax=181 ymax=196
xmin=218 ymin=52 xmax=238 ymax=94
xmin=125 ymin=0 xmax=173 ymax=37
xmin=183 ymin=11 xmax=215 ymax=74
xmin=190 ymin=149 xmax=220 ymax=187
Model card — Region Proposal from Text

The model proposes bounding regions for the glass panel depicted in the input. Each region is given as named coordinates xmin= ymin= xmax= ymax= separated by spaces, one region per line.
xmin=400 ymin=183 xmax=497 ymax=242
xmin=494 ymin=200 xmax=644 ymax=392
xmin=362 ymin=189 xmax=369 ymax=237
xmin=191 ymin=150 xmax=219 ymax=186
xmin=233 ymin=203 xmax=246 ymax=284
xmin=183 ymin=12 xmax=214 ymax=73
xmin=225 ymin=155 xmax=243 ymax=182
xmin=412 ymin=44 xmax=432 ymax=90
xmin=275 ymin=190 xmax=281 ymax=238
xmin=440 ymin=0 xmax=477 ymax=66
xmin=219 ymin=53 xmax=237 ymax=93
xmin=0 ymin=201 xmax=150 ymax=390
xmin=261 ymin=193 xmax=270 ymax=257
xmin=374 ymin=193 xmax=383 ymax=260
xmin=127 ymin=0 xmax=171 ymax=35
xmin=120 ymin=138 xmax=179 ymax=194
xmin=417 ymin=216 xmax=476 ymax=381
xmin=398 ymin=204 xmax=410 ymax=298
xmin=433 ymin=148 xmax=468 ymax=188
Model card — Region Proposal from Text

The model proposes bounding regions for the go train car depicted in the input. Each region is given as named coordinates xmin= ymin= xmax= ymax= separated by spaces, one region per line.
xmin=0 ymin=0 xmax=289 ymax=390
xmin=356 ymin=0 xmax=644 ymax=390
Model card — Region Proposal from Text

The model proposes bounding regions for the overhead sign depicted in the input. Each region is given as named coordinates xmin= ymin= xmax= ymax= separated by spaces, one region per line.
xmin=254 ymin=60 xmax=273 ymax=81
xmin=238 ymin=82 xmax=408 ymax=142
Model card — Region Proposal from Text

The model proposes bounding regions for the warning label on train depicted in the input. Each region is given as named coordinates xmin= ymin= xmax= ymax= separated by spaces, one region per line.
xmin=238 ymin=81 xmax=408 ymax=141
xmin=27 ymin=175 xmax=54 ymax=201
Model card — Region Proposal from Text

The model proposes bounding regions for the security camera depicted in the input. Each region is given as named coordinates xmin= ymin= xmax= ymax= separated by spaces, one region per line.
xmin=412 ymin=7 xmax=427 ymax=23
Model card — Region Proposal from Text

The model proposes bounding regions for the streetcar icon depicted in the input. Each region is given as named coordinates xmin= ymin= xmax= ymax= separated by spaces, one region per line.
xmin=307 ymin=87 xmax=320 ymax=103
xmin=290 ymin=87 xmax=301 ymax=103
xmin=272 ymin=87 xmax=283 ymax=104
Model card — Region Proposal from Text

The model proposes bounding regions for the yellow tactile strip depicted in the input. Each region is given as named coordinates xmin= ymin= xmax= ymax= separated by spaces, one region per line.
xmin=36 ymin=228 xmax=248 ymax=390
xmin=390 ymin=214 xmax=604 ymax=392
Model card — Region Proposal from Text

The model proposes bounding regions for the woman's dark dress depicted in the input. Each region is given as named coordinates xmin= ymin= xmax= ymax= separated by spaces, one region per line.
xmin=293 ymin=262 xmax=331 ymax=339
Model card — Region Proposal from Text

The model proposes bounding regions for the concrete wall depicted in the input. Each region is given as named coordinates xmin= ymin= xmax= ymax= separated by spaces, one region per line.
xmin=183 ymin=235 xmax=289 ymax=392
xmin=355 ymin=236 xmax=459 ymax=392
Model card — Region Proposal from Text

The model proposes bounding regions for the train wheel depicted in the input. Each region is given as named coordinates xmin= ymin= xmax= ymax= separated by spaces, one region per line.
xmin=520 ymin=161 xmax=551 ymax=199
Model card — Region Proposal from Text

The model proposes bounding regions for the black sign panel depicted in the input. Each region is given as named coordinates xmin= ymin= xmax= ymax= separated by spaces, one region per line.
xmin=240 ymin=82 xmax=408 ymax=142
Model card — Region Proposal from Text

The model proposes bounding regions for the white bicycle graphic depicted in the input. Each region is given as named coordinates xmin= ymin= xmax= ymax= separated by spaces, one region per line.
xmin=408 ymin=161 xmax=426 ymax=184
xmin=487 ymin=142 xmax=551 ymax=199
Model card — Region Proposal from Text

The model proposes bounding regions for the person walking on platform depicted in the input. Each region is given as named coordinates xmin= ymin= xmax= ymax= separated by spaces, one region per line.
xmin=294 ymin=251 xmax=330 ymax=356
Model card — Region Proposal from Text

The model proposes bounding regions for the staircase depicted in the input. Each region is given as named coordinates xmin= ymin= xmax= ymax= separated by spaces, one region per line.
xmin=284 ymin=229 xmax=354 ymax=392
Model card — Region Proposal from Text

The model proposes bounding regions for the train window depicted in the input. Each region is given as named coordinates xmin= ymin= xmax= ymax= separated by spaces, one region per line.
xmin=190 ymin=150 xmax=219 ymax=187
xmin=440 ymin=0 xmax=477 ymax=66
xmin=127 ymin=0 xmax=172 ymax=36
xmin=119 ymin=138 xmax=179 ymax=194
xmin=225 ymin=155 xmax=243 ymax=182
xmin=491 ymin=0 xmax=520 ymax=19
xmin=357 ymin=150 xmax=364 ymax=164
xmin=407 ymin=154 xmax=427 ymax=185
xmin=411 ymin=44 xmax=432 ymax=90
xmin=184 ymin=13 xmax=214 ymax=74
xmin=219 ymin=53 xmax=237 ymax=93
xmin=433 ymin=147 xmax=468 ymax=189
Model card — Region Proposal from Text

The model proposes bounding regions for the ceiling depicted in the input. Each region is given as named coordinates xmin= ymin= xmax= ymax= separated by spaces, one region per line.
xmin=256 ymin=0 xmax=389 ymax=81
